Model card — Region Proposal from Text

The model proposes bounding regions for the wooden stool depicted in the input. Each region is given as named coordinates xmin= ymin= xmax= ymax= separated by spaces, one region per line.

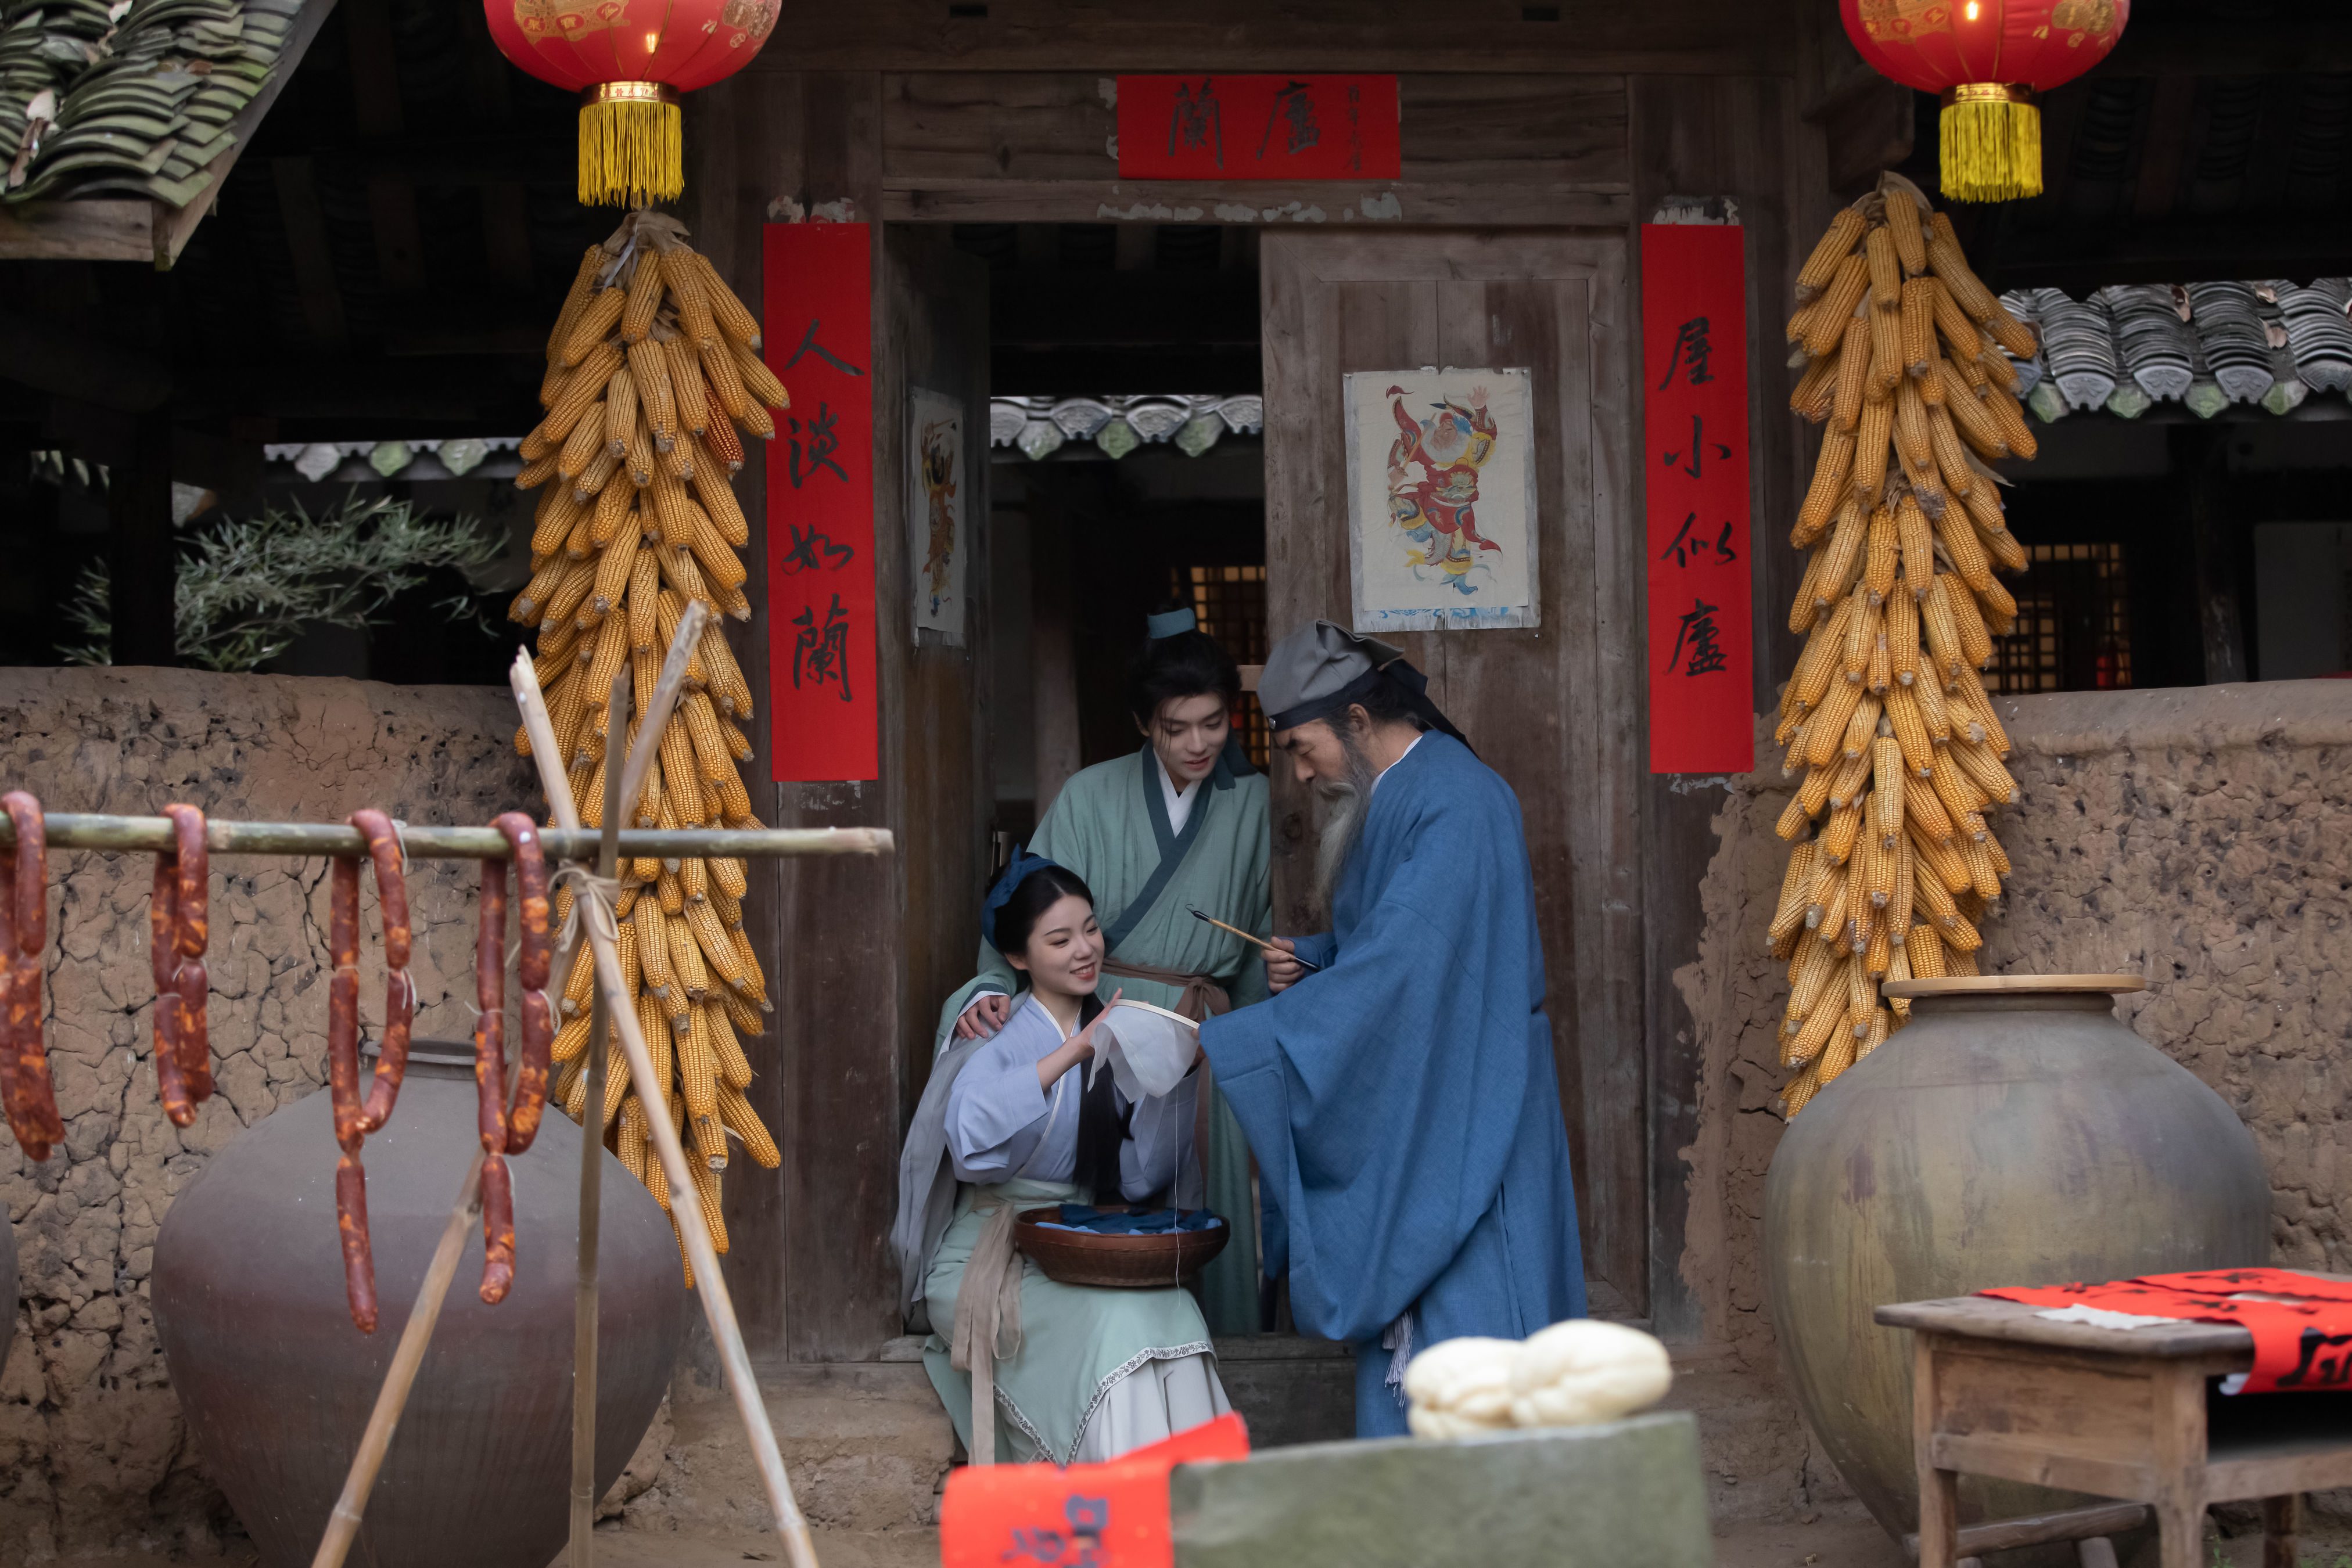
xmin=1877 ymin=1296 xmax=2352 ymax=1568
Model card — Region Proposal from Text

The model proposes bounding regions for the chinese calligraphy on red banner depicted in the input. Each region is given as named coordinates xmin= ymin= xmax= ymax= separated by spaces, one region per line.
xmin=763 ymin=222 xmax=878 ymax=782
xmin=1116 ymin=75 xmax=1401 ymax=181
xmin=1642 ymin=221 xmax=1753 ymax=774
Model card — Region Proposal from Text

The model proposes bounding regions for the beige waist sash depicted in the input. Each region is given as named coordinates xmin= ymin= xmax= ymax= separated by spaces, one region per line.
xmin=948 ymin=1190 xmax=1026 ymax=1466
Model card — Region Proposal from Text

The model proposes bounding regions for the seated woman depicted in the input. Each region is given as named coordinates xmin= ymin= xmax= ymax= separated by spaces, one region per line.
xmin=895 ymin=853 xmax=1231 ymax=1465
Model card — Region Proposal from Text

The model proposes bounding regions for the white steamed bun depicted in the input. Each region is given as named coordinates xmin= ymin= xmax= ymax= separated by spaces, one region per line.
xmin=1399 ymin=1335 xmax=1519 ymax=1438
xmin=1507 ymin=1318 xmax=1674 ymax=1430
xmin=1402 ymin=1320 xmax=1675 ymax=1439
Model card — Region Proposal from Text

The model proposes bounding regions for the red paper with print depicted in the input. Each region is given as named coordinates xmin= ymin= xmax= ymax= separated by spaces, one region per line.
xmin=1116 ymin=76 xmax=1400 ymax=181
xmin=1982 ymin=1268 xmax=2352 ymax=1393
xmin=1641 ymin=222 xmax=1753 ymax=774
xmin=763 ymin=222 xmax=878 ymax=782
xmin=940 ymin=1413 xmax=1249 ymax=1568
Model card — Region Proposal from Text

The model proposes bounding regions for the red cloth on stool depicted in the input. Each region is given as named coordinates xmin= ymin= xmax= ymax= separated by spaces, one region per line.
xmin=1981 ymin=1269 xmax=2352 ymax=1393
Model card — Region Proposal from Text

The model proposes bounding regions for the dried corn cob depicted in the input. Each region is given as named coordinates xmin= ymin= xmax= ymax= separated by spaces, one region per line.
xmin=1797 ymin=207 xmax=1867 ymax=300
xmin=1769 ymin=184 xmax=2034 ymax=1116
xmin=503 ymin=218 xmax=790 ymax=1261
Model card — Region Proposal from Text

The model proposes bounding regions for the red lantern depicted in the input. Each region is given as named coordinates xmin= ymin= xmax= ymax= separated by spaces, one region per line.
xmin=1841 ymin=0 xmax=2130 ymax=203
xmin=484 ymin=0 xmax=780 ymax=207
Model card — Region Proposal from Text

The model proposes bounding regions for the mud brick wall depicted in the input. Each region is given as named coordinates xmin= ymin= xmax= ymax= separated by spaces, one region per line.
xmin=1673 ymin=679 xmax=2352 ymax=1517
xmin=0 ymin=668 xmax=532 ymax=1562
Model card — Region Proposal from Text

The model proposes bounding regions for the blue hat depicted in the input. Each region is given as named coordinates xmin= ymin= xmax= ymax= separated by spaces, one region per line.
xmin=1146 ymin=606 xmax=1198 ymax=639
xmin=982 ymin=845 xmax=1062 ymax=952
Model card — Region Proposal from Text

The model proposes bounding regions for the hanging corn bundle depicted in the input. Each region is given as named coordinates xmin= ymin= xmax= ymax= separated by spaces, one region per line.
xmin=508 ymin=209 xmax=787 ymax=1264
xmin=1771 ymin=174 xmax=2038 ymax=1117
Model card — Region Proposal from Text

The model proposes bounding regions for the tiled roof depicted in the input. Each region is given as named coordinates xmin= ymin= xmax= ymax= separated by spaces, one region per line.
xmin=1 ymin=0 xmax=303 ymax=208
xmin=2000 ymin=280 xmax=2352 ymax=420
xmin=988 ymin=395 xmax=1263 ymax=460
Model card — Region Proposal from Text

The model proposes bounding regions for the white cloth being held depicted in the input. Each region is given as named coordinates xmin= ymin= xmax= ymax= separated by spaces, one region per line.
xmin=1091 ymin=999 xmax=1201 ymax=1102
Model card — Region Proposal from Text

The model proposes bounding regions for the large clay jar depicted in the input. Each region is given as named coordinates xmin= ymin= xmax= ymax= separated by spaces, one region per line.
xmin=1764 ymin=977 xmax=2268 ymax=1541
xmin=155 ymin=1042 xmax=688 ymax=1568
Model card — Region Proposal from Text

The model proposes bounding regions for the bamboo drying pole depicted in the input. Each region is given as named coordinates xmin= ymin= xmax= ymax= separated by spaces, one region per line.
xmin=509 ymin=640 xmax=823 ymax=1568
xmin=569 ymin=667 xmax=629 ymax=1567
xmin=308 ymin=620 xmax=703 ymax=1568
xmin=0 ymin=815 xmax=887 ymax=862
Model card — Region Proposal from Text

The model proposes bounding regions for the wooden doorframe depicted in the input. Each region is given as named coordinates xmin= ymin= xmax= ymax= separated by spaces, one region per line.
xmin=685 ymin=64 xmax=1822 ymax=1358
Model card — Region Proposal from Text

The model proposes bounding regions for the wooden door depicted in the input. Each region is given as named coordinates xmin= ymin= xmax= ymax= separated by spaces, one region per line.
xmin=884 ymin=226 xmax=996 ymax=1139
xmin=1259 ymin=232 xmax=1646 ymax=1316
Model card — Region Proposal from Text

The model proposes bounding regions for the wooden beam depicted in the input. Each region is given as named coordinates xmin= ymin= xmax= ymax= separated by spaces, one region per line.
xmin=455 ymin=0 xmax=534 ymax=295
xmin=990 ymin=344 xmax=1263 ymax=394
xmin=885 ymin=178 xmax=1632 ymax=226
xmin=2101 ymin=17 xmax=2352 ymax=77
xmin=480 ymin=182 xmax=537 ymax=293
xmin=308 ymin=132 xmax=575 ymax=186
xmin=344 ymin=0 xmax=426 ymax=293
xmin=1976 ymin=214 xmax=2352 ymax=292
xmin=270 ymin=156 xmax=351 ymax=350
xmin=1820 ymin=78 xmax=1911 ymax=197
xmin=0 ymin=307 xmax=170 ymax=410
xmin=992 ymin=269 xmax=1259 ymax=346
xmin=2177 ymin=425 xmax=2247 ymax=686
xmin=187 ymin=354 xmax=538 ymax=423
xmin=2036 ymin=77 xmax=2089 ymax=222
xmin=0 ymin=200 xmax=149 ymax=262
xmin=2131 ymin=75 xmax=2196 ymax=220
xmin=741 ymin=0 xmax=1791 ymax=74
xmin=107 ymin=409 xmax=177 ymax=667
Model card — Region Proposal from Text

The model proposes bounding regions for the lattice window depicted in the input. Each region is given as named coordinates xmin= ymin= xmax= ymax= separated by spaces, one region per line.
xmin=1173 ymin=564 xmax=1271 ymax=769
xmin=1983 ymin=542 xmax=2132 ymax=694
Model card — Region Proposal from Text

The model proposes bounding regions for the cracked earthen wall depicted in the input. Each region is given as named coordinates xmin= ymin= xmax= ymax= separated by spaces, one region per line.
xmin=0 ymin=668 xmax=533 ymax=1563
xmin=1674 ymin=678 xmax=2352 ymax=1517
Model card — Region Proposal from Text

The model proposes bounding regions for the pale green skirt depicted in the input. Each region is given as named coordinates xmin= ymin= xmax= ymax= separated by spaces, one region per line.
xmin=922 ymin=1178 xmax=1224 ymax=1464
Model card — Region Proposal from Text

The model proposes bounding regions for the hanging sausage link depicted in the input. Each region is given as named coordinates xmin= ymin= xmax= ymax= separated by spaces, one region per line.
xmin=473 ymin=812 xmax=553 ymax=1304
xmin=148 ymin=804 xmax=214 ymax=1127
xmin=326 ymin=808 xmax=414 ymax=1333
xmin=0 ymin=791 xmax=63 ymax=1160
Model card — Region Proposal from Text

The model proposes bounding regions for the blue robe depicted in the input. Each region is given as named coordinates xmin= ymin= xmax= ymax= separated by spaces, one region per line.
xmin=1197 ymin=731 xmax=1586 ymax=1436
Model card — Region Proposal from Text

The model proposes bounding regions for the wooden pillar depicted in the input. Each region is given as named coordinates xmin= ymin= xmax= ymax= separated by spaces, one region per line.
xmin=107 ymin=409 xmax=176 ymax=668
xmin=1628 ymin=73 xmax=1809 ymax=1340
xmin=1030 ymin=481 xmax=1081 ymax=817
xmin=692 ymin=67 xmax=906 ymax=1362
xmin=2177 ymin=425 xmax=2247 ymax=685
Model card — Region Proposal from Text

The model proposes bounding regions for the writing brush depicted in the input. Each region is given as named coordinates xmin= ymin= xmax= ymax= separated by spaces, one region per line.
xmin=1187 ymin=907 xmax=1324 ymax=973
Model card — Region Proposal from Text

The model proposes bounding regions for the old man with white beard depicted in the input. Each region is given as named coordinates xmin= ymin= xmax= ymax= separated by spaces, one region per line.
xmin=1195 ymin=620 xmax=1586 ymax=1437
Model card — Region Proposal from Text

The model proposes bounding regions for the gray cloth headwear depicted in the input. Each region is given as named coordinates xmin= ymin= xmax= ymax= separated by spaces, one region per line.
xmin=1259 ymin=620 xmax=1470 ymax=751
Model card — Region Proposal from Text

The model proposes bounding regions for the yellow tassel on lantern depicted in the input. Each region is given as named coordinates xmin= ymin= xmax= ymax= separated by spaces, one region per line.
xmin=1940 ymin=84 xmax=2042 ymax=204
xmin=579 ymin=82 xmax=683 ymax=208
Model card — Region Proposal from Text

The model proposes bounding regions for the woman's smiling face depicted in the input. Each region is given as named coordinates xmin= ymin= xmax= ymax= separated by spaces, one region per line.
xmin=1007 ymin=892 xmax=1103 ymax=998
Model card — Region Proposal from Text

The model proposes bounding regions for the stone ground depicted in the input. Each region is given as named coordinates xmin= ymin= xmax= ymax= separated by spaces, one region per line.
xmin=35 ymin=1511 xmax=2352 ymax=1568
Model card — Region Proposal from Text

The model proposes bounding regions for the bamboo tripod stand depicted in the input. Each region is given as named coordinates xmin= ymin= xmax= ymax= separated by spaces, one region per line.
xmin=4 ymin=607 xmax=872 ymax=1568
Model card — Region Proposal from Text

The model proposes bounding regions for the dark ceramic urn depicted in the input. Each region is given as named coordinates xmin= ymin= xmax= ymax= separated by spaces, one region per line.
xmin=154 ymin=1043 xmax=687 ymax=1568
xmin=1764 ymin=977 xmax=2268 ymax=1542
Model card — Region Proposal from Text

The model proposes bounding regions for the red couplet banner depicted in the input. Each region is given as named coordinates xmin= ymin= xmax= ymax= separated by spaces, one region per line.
xmin=762 ymin=222 xmax=878 ymax=783
xmin=1641 ymin=221 xmax=1754 ymax=775
xmin=1116 ymin=75 xmax=1401 ymax=181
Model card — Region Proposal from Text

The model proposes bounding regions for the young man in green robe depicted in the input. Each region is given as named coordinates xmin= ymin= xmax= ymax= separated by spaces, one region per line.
xmin=932 ymin=608 xmax=1272 ymax=1335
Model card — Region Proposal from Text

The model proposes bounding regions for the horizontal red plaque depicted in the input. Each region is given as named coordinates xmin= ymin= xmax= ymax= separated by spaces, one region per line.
xmin=1116 ymin=75 xmax=1401 ymax=181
